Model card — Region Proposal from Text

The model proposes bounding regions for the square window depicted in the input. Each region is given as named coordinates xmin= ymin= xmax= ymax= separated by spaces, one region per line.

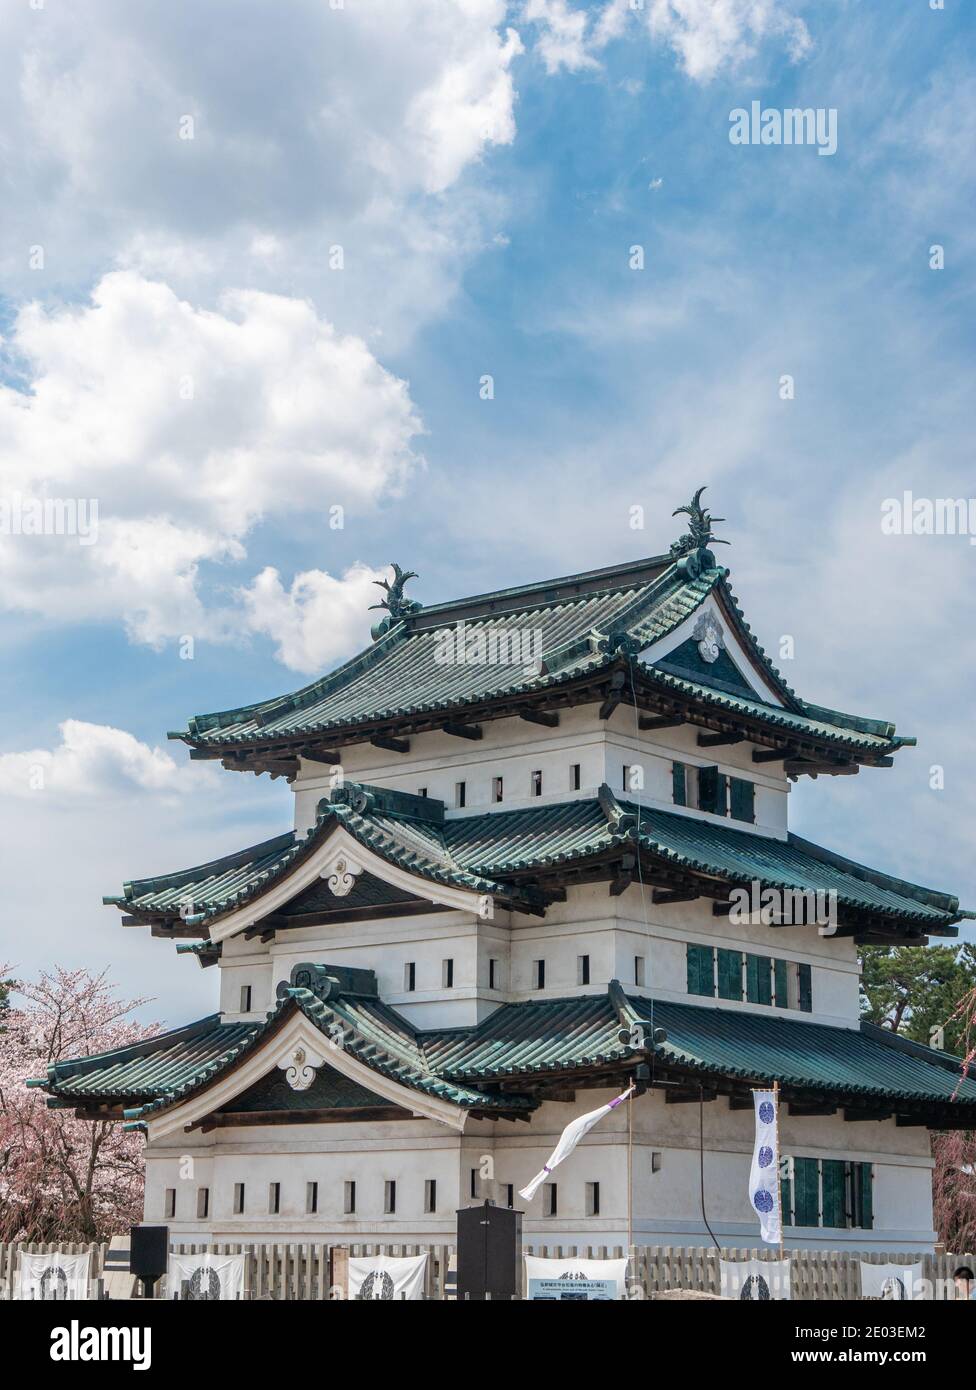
xmin=344 ymin=1181 xmax=356 ymax=1215
xmin=418 ymin=787 xmax=428 ymax=798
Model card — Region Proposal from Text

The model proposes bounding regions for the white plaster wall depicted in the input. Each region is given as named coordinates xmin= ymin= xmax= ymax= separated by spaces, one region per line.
xmin=143 ymin=1088 xmax=936 ymax=1252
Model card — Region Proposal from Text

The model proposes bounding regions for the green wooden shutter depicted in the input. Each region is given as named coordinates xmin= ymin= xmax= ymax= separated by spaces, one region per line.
xmin=687 ymin=944 xmax=715 ymax=997
xmin=746 ymin=954 xmax=772 ymax=1006
xmin=793 ymin=1157 xmax=820 ymax=1227
xmin=672 ymin=761 xmax=687 ymax=807
xmin=717 ymin=949 xmax=743 ymax=1001
xmin=854 ymin=1162 xmax=873 ymax=1230
xmin=780 ymin=1158 xmax=793 ymax=1229
xmin=697 ymin=765 xmax=727 ymax=815
xmin=774 ymin=958 xmax=790 ymax=1009
xmin=797 ymin=962 xmax=813 ymax=1013
xmin=821 ymin=1160 xmax=848 ymax=1230
xmin=729 ymin=777 xmax=756 ymax=824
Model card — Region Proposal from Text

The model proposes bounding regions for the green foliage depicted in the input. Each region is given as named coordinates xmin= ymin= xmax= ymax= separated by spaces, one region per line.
xmin=859 ymin=943 xmax=976 ymax=1054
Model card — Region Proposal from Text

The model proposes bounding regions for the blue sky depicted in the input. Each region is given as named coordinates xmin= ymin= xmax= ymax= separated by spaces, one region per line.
xmin=1 ymin=0 xmax=973 ymax=1024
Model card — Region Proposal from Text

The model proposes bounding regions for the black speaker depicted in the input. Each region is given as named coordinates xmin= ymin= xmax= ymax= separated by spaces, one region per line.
xmin=130 ymin=1225 xmax=168 ymax=1297
xmin=456 ymin=1201 xmax=522 ymax=1301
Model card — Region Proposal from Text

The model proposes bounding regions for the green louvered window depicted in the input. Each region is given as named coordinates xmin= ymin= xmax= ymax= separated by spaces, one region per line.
xmin=774 ymin=958 xmax=790 ymax=1009
xmin=746 ymin=954 xmax=772 ymax=1006
xmin=780 ymin=1160 xmax=793 ymax=1227
xmin=697 ymin=766 xmax=727 ymax=816
xmin=729 ymin=777 xmax=755 ymax=824
xmin=717 ymin=949 xmax=743 ymax=1001
xmin=821 ymin=1159 xmax=848 ymax=1229
xmin=672 ymin=761 xmax=687 ymax=807
xmin=797 ymin=962 xmax=813 ymax=1013
xmin=793 ymin=1157 xmax=820 ymax=1227
xmin=853 ymin=1162 xmax=873 ymax=1230
xmin=686 ymin=944 xmax=715 ymax=997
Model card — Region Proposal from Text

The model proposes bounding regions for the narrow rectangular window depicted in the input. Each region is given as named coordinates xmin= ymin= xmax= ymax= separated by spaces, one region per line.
xmin=404 ymin=961 xmax=416 ymax=992
xmin=533 ymin=959 xmax=546 ymax=990
xmin=585 ymin=1182 xmax=600 ymax=1217
xmin=570 ymin=763 xmax=581 ymax=791
xmin=651 ymin=1152 xmax=662 ymax=1174
xmin=164 ymin=1188 xmax=176 ymax=1220
xmin=672 ymin=761 xmax=687 ymax=807
xmin=470 ymin=1167 xmax=479 ymax=1199
xmin=531 ymin=770 xmax=543 ymax=797
xmin=717 ymin=948 xmax=743 ymax=1001
xmin=455 ymin=781 xmax=466 ymax=808
xmin=852 ymin=1162 xmax=873 ymax=1230
xmin=697 ymin=765 xmax=727 ymax=816
xmin=493 ymin=775 xmax=504 ymax=803
xmin=634 ymin=955 xmax=645 ymax=987
xmin=424 ymin=1179 xmax=437 ymax=1214
xmin=344 ymin=1181 xmax=356 ymax=1215
xmin=542 ymin=1183 xmax=557 ymax=1217
xmin=745 ymin=954 xmax=772 ymax=1006
xmin=269 ymin=1182 xmax=280 ymax=1215
xmin=729 ymin=777 xmax=756 ymax=824
xmin=780 ymin=1157 xmax=793 ymax=1228
xmin=233 ymin=1183 xmax=245 ymax=1215
xmin=622 ymin=764 xmax=630 ymax=792
xmin=240 ymin=985 xmax=252 ymax=1012
xmin=505 ymin=1184 xmax=514 ymax=1208
xmin=306 ymin=1181 xmax=319 ymax=1215
xmin=686 ymin=943 xmax=715 ymax=997
xmin=577 ymin=954 xmax=590 ymax=986
xmin=774 ymin=958 xmax=790 ymax=1009
xmin=384 ymin=1180 xmax=396 ymax=1214
xmin=442 ymin=958 xmax=454 ymax=989
xmin=821 ymin=1160 xmax=847 ymax=1230
xmin=797 ymin=962 xmax=813 ymax=1013
xmin=488 ymin=958 xmax=497 ymax=990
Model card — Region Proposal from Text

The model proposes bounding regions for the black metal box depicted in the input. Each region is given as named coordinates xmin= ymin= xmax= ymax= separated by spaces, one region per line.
xmin=456 ymin=1201 xmax=522 ymax=1301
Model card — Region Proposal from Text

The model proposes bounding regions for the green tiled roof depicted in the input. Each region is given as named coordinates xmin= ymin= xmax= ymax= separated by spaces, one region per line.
xmin=107 ymin=786 xmax=965 ymax=933
xmin=34 ymin=983 xmax=976 ymax=1121
xmin=171 ymin=557 xmax=903 ymax=760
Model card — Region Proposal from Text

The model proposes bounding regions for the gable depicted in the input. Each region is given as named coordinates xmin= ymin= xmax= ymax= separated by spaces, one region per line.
xmin=653 ymin=635 xmax=759 ymax=699
xmin=217 ymin=1059 xmax=398 ymax=1117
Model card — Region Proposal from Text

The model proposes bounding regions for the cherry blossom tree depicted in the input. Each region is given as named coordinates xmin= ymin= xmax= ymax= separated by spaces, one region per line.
xmin=0 ymin=965 xmax=157 ymax=1241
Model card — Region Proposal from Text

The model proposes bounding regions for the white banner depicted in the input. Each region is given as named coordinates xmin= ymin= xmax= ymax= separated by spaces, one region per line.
xmin=16 ymin=1251 xmax=91 ymax=1301
xmin=349 ymin=1252 xmax=427 ymax=1301
xmin=720 ymin=1258 xmax=791 ymax=1301
xmin=168 ymin=1252 xmax=246 ymax=1301
xmin=859 ymin=1262 xmax=923 ymax=1300
xmin=524 ymin=1255 xmax=629 ymax=1301
xmin=749 ymin=1089 xmax=782 ymax=1245
xmin=519 ymin=1083 xmax=635 ymax=1202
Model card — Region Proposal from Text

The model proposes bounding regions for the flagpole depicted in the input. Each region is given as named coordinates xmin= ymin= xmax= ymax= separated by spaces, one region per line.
xmin=774 ymin=1079 xmax=784 ymax=1261
xmin=627 ymin=1074 xmax=634 ymax=1249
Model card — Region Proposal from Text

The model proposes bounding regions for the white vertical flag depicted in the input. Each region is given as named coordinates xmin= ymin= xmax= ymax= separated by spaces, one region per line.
xmin=519 ymin=1083 xmax=635 ymax=1202
xmin=749 ymin=1088 xmax=782 ymax=1245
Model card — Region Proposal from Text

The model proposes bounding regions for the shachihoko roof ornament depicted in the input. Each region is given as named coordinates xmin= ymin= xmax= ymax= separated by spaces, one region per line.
xmin=369 ymin=563 xmax=421 ymax=640
xmin=670 ymin=486 xmax=729 ymax=580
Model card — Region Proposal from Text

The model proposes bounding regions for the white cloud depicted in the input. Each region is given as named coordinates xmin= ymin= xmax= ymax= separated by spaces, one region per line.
xmin=0 ymin=720 xmax=209 ymax=801
xmin=0 ymin=0 xmax=521 ymax=346
xmin=0 ymin=272 xmax=423 ymax=646
xmin=240 ymin=563 xmax=389 ymax=674
xmin=524 ymin=0 xmax=812 ymax=81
